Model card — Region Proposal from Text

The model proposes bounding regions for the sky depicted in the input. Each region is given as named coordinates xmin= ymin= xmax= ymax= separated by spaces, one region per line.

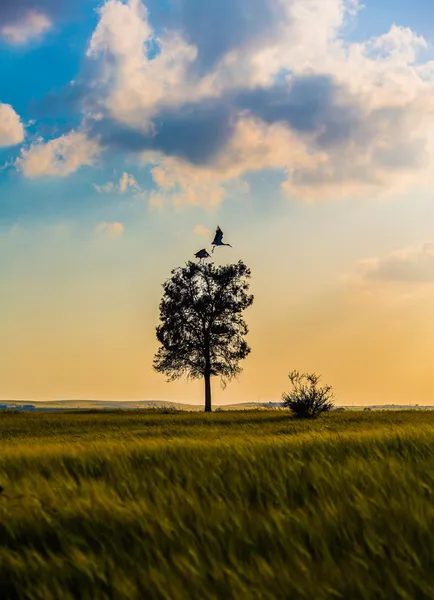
xmin=2 ymin=0 xmax=434 ymax=406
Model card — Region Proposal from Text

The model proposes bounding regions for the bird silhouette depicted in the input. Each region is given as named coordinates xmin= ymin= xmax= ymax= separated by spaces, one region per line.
xmin=211 ymin=226 xmax=232 ymax=253
xmin=195 ymin=248 xmax=211 ymax=262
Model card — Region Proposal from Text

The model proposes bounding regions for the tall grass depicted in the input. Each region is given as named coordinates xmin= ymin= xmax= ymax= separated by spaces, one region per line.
xmin=1 ymin=410 xmax=434 ymax=599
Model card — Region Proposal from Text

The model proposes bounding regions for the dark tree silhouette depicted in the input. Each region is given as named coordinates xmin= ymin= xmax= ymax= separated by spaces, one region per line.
xmin=153 ymin=260 xmax=254 ymax=412
xmin=282 ymin=371 xmax=335 ymax=418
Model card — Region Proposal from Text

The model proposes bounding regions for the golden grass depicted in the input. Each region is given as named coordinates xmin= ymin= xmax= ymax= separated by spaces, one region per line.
xmin=1 ymin=410 xmax=434 ymax=599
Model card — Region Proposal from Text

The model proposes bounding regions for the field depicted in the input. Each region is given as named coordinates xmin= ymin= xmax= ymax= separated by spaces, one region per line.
xmin=1 ymin=410 xmax=434 ymax=600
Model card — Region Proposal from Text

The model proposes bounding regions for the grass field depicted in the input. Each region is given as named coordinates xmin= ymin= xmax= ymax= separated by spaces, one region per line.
xmin=1 ymin=410 xmax=434 ymax=599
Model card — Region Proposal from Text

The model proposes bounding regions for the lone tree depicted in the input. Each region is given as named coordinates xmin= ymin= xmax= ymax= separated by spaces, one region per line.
xmin=153 ymin=260 xmax=254 ymax=412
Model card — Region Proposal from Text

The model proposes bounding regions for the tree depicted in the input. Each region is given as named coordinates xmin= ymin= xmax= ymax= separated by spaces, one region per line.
xmin=282 ymin=371 xmax=335 ymax=418
xmin=153 ymin=260 xmax=254 ymax=412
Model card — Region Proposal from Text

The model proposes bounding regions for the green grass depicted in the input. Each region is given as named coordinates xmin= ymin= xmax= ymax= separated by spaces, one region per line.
xmin=1 ymin=410 xmax=434 ymax=599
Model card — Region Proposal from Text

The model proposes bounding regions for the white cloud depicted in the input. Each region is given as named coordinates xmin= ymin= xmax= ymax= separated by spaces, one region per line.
xmin=198 ymin=0 xmax=364 ymax=93
xmin=1 ymin=10 xmax=52 ymax=45
xmin=86 ymin=0 xmax=197 ymax=128
xmin=95 ymin=221 xmax=124 ymax=236
xmin=16 ymin=0 xmax=434 ymax=206
xmin=0 ymin=103 xmax=25 ymax=147
xmin=83 ymin=0 xmax=360 ymax=121
xmin=119 ymin=172 xmax=140 ymax=193
xmin=82 ymin=0 xmax=434 ymax=204
xmin=142 ymin=117 xmax=322 ymax=207
xmin=147 ymin=156 xmax=229 ymax=209
xmin=364 ymin=25 xmax=427 ymax=65
xmin=17 ymin=132 xmax=101 ymax=178
xmin=93 ymin=172 xmax=141 ymax=194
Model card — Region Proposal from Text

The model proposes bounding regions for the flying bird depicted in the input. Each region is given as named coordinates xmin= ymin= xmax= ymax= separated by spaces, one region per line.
xmin=211 ymin=226 xmax=232 ymax=253
xmin=195 ymin=248 xmax=211 ymax=262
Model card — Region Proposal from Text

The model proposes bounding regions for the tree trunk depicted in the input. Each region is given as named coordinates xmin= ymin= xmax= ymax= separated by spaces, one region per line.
xmin=204 ymin=369 xmax=212 ymax=412
xmin=204 ymin=338 xmax=212 ymax=412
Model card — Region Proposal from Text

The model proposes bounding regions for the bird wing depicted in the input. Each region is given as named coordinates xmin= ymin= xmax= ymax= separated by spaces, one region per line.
xmin=212 ymin=226 xmax=223 ymax=245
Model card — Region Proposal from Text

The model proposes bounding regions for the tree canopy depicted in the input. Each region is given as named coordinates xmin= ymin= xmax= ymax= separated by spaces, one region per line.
xmin=153 ymin=260 xmax=254 ymax=411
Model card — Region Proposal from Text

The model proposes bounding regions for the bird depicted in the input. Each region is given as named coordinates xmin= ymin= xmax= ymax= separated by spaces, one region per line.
xmin=195 ymin=248 xmax=211 ymax=262
xmin=211 ymin=226 xmax=232 ymax=253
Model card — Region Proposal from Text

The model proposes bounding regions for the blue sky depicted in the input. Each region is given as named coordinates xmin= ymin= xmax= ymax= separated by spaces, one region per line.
xmin=0 ymin=0 xmax=431 ymax=225
xmin=2 ymin=0 xmax=434 ymax=405
xmin=351 ymin=0 xmax=434 ymax=42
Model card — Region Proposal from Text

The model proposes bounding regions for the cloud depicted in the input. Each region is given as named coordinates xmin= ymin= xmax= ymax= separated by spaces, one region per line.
xmin=143 ymin=0 xmax=285 ymax=73
xmin=148 ymin=190 xmax=165 ymax=211
xmin=193 ymin=225 xmax=210 ymax=239
xmin=364 ymin=24 xmax=427 ymax=64
xmin=354 ymin=244 xmax=434 ymax=285
xmin=20 ymin=0 xmax=434 ymax=206
xmin=141 ymin=116 xmax=325 ymax=206
xmin=93 ymin=172 xmax=141 ymax=194
xmin=119 ymin=172 xmax=140 ymax=193
xmin=0 ymin=10 xmax=52 ymax=45
xmin=145 ymin=155 xmax=231 ymax=209
xmin=343 ymin=243 xmax=434 ymax=305
xmin=85 ymin=0 xmax=198 ymax=129
xmin=0 ymin=103 xmax=25 ymax=147
xmin=95 ymin=221 xmax=124 ymax=236
xmin=17 ymin=131 xmax=100 ymax=177
xmin=93 ymin=181 xmax=114 ymax=193
xmin=89 ymin=101 xmax=236 ymax=166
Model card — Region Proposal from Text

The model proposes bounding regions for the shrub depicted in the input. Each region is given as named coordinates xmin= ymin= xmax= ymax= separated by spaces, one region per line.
xmin=282 ymin=370 xmax=335 ymax=418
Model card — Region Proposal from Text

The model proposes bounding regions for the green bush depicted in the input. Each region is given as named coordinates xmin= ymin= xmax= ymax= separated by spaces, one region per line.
xmin=282 ymin=370 xmax=335 ymax=418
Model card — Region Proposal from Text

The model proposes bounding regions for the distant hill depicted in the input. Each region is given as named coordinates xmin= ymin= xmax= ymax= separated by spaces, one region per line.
xmin=0 ymin=400 xmax=279 ymax=412
xmin=1 ymin=400 xmax=434 ymax=412
xmin=0 ymin=400 xmax=203 ymax=411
